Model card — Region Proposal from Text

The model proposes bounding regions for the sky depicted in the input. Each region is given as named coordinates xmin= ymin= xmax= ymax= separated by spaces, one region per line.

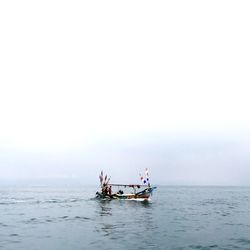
xmin=0 ymin=0 xmax=250 ymax=186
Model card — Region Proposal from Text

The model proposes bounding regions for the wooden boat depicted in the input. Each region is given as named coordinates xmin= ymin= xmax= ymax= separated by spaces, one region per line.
xmin=95 ymin=170 xmax=157 ymax=201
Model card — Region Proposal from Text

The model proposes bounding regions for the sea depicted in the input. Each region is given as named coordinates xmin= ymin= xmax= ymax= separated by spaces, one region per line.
xmin=1 ymin=186 xmax=250 ymax=250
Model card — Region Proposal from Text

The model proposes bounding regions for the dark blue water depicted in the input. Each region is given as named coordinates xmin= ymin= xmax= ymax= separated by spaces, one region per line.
xmin=1 ymin=186 xmax=250 ymax=250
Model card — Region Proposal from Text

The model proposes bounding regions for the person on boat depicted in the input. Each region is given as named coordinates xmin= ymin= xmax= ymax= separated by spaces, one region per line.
xmin=117 ymin=189 xmax=124 ymax=194
xmin=108 ymin=185 xmax=112 ymax=196
xmin=102 ymin=183 xmax=108 ymax=195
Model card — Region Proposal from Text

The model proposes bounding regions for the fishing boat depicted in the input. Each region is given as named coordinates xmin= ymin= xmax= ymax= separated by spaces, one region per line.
xmin=95 ymin=169 xmax=157 ymax=201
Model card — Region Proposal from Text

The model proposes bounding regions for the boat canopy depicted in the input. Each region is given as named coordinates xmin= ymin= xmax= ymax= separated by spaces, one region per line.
xmin=108 ymin=184 xmax=149 ymax=188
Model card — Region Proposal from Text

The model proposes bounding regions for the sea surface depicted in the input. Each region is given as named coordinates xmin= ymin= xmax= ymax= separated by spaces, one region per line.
xmin=1 ymin=186 xmax=250 ymax=250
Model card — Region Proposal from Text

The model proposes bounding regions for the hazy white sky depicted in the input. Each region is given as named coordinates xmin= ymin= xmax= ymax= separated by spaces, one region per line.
xmin=0 ymin=1 xmax=250 ymax=185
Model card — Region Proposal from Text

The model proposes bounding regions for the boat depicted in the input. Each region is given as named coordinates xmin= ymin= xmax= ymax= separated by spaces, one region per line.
xmin=95 ymin=169 xmax=157 ymax=201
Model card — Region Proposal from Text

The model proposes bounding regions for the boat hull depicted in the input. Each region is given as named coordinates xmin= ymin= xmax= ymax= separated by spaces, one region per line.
xmin=95 ymin=187 xmax=156 ymax=201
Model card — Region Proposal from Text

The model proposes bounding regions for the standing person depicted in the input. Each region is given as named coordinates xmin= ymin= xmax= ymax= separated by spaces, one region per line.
xmin=108 ymin=185 xmax=112 ymax=196
xmin=102 ymin=183 xmax=108 ymax=195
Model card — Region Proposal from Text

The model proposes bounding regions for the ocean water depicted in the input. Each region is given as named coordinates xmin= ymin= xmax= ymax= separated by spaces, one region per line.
xmin=0 ymin=186 xmax=250 ymax=250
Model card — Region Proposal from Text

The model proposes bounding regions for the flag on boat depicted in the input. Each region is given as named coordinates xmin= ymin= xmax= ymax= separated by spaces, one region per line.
xmin=140 ymin=174 xmax=147 ymax=185
xmin=99 ymin=171 xmax=104 ymax=185
xmin=107 ymin=176 xmax=111 ymax=185
xmin=139 ymin=169 xmax=150 ymax=185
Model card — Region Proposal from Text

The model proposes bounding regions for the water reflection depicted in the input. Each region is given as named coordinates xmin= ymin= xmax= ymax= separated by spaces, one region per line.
xmin=93 ymin=198 xmax=157 ymax=249
xmin=126 ymin=199 xmax=153 ymax=208
xmin=97 ymin=200 xmax=113 ymax=217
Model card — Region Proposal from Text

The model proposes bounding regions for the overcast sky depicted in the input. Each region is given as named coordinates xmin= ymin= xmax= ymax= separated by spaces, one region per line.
xmin=0 ymin=1 xmax=250 ymax=186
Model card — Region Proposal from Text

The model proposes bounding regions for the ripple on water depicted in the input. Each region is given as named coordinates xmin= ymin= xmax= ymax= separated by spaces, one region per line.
xmin=9 ymin=234 xmax=19 ymax=237
xmin=0 ymin=222 xmax=9 ymax=227
xmin=61 ymin=215 xmax=92 ymax=221
xmin=231 ymin=238 xmax=250 ymax=246
xmin=22 ymin=218 xmax=39 ymax=224
xmin=188 ymin=245 xmax=218 ymax=250
xmin=73 ymin=215 xmax=91 ymax=220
